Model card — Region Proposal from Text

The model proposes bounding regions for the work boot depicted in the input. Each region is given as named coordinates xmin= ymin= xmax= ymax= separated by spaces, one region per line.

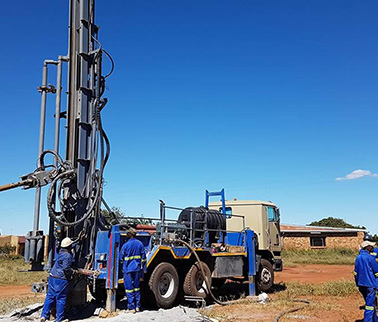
xmin=124 ymin=309 xmax=135 ymax=314
xmin=135 ymin=308 xmax=141 ymax=313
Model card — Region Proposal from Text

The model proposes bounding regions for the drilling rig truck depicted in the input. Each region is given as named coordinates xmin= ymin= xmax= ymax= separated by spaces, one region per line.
xmin=0 ymin=0 xmax=277 ymax=312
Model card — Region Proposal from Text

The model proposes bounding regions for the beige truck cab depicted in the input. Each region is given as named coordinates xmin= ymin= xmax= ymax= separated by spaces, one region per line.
xmin=209 ymin=199 xmax=282 ymax=291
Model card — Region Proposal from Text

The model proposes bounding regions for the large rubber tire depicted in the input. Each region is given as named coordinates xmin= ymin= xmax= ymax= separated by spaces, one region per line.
xmin=257 ymin=259 xmax=274 ymax=292
xmin=183 ymin=261 xmax=211 ymax=299
xmin=148 ymin=262 xmax=179 ymax=308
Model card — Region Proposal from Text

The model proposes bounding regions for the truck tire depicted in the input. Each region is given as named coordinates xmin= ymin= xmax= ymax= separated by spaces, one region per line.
xmin=257 ymin=259 xmax=274 ymax=292
xmin=148 ymin=262 xmax=179 ymax=308
xmin=183 ymin=261 xmax=211 ymax=299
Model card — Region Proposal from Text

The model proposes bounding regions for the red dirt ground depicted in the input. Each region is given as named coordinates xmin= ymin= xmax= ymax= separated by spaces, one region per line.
xmin=208 ymin=264 xmax=363 ymax=322
xmin=275 ymin=264 xmax=354 ymax=284
xmin=0 ymin=265 xmax=365 ymax=321
xmin=0 ymin=285 xmax=36 ymax=299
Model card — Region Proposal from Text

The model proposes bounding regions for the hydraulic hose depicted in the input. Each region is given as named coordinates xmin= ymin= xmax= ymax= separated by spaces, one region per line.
xmin=173 ymin=239 xmax=230 ymax=306
xmin=274 ymin=299 xmax=311 ymax=322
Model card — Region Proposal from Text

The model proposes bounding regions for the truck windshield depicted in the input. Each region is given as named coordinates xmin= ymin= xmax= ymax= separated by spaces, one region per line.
xmin=267 ymin=206 xmax=279 ymax=222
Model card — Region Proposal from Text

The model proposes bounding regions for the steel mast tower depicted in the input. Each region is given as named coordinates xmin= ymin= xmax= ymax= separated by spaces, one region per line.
xmin=0 ymin=0 xmax=112 ymax=305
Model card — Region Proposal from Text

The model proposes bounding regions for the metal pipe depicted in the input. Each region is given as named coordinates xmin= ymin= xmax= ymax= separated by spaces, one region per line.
xmin=33 ymin=60 xmax=57 ymax=232
xmin=33 ymin=63 xmax=48 ymax=232
xmin=54 ymin=56 xmax=66 ymax=164
xmin=0 ymin=179 xmax=33 ymax=192
xmin=46 ymin=55 xmax=68 ymax=269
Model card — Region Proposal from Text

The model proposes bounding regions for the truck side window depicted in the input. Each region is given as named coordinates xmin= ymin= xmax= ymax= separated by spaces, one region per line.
xmin=267 ymin=207 xmax=277 ymax=222
xmin=220 ymin=207 xmax=232 ymax=219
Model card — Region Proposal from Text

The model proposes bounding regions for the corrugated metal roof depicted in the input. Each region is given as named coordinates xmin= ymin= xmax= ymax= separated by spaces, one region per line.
xmin=281 ymin=224 xmax=366 ymax=233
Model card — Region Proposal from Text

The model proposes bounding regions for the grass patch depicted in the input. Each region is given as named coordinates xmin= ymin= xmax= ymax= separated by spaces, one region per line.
xmin=0 ymin=256 xmax=47 ymax=285
xmin=0 ymin=296 xmax=43 ymax=315
xmin=201 ymin=280 xmax=359 ymax=321
xmin=277 ymin=279 xmax=358 ymax=298
xmin=282 ymin=248 xmax=357 ymax=265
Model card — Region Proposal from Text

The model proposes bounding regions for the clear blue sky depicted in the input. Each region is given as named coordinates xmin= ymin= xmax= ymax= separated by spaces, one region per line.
xmin=0 ymin=0 xmax=377 ymax=236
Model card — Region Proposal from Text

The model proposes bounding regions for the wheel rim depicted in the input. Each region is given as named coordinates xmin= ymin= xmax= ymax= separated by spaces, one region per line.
xmin=261 ymin=267 xmax=271 ymax=284
xmin=159 ymin=272 xmax=175 ymax=298
xmin=195 ymin=271 xmax=207 ymax=294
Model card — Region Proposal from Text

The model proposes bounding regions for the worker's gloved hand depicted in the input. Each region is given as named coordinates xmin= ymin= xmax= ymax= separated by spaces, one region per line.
xmin=63 ymin=267 xmax=76 ymax=281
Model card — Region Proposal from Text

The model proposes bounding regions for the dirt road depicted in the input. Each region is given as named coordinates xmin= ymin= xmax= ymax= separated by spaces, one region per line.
xmin=0 ymin=285 xmax=38 ymax=299
xmin=275 ymin=264 xmax=354 ymax=284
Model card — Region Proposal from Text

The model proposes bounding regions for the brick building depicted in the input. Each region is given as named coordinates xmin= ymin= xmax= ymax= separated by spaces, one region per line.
xmin=281 ymin=224 xmax=366 ymax=250
xmin=0 ymin=235 xmax=26 ymax=255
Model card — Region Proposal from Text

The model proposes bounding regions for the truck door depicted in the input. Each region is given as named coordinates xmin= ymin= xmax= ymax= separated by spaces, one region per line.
xmin=267 ymin=206 xmax=281 ymax=251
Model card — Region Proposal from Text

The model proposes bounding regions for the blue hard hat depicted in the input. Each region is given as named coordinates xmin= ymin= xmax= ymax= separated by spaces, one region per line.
xmin=364 ymin=233 xmax=374 ymax=242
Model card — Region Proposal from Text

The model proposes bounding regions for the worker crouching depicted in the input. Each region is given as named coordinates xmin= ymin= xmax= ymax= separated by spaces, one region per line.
xmin=354 ymin=240 xmax=378 ymax=322
xmin=41 ymin=237 xmax=76 ymax=322
xmin=119 ymin=228 xmax=147 ymax=313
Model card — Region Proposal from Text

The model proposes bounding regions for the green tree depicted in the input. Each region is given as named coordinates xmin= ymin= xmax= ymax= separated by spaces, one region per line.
xmin=102 ymin=206 xmax=125 ymax=224
xmin=308 ymin=217 xmax=365 ymax=229
xmin=102 ymin=206 xmax=152 ymax=225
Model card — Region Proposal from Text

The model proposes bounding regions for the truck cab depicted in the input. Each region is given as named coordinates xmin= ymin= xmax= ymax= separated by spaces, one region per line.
xmin=209 ymin=199 xmax=282 ymax=291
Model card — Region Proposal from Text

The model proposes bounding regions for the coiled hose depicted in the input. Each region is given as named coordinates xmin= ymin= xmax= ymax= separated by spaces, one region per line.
xmin=174 ymin=239 xmax=310 ymax=321
xmin=274 ymin=299 xmax=311 ymax=322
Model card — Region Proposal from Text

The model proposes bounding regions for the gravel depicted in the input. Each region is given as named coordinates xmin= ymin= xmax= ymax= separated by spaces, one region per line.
xmin=0 ymin=303 xmax=207 ymax=322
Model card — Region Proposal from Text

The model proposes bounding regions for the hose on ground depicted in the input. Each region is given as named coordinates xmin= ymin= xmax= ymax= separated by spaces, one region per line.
xmin=274 ymin=299 xmax=310 ymax=322
xmin=173 ymin=239 xmax=231 ymax=306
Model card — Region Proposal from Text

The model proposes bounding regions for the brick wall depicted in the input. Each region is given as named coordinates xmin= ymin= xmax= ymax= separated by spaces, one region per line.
xmin=0 ymin=235 xmax=21 ymax=255
xmin=282 ymin=231 xmax=364 ymax=250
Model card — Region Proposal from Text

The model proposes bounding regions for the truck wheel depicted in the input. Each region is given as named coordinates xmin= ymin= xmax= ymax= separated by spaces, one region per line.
xmin=148 ymin=262 xmax=179 ymax=308
xmin=183 ymin=261 xmax=211 ymax=299
xmin=257 ymin=259 xmax=274 ymax=292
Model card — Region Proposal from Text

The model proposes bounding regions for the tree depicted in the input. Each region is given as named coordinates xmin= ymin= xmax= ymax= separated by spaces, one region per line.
xmin=308 ymin=217 xmax=366 ymax=230
xmin=102 ymin=206 xmax=152 ymax=225
xmin=102 ymin=206 xmax=125 ymax=224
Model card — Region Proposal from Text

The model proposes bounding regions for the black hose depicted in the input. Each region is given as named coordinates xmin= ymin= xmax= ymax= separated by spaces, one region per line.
xmin=173 ymin=239 xmax=230 ymax=306
xmin=274 ymin=299 xmax=310 ymax=322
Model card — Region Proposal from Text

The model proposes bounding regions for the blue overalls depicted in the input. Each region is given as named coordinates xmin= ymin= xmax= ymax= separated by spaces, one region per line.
xmin=41 ymin=249 xmax=74 ymax=322
xmin=119 ymin=238 xmax=146 ymax=310
xmin=355 ymin=249 xmax=378 ymax=322
xmin=371 ymin=248 xmax=378 ymax=260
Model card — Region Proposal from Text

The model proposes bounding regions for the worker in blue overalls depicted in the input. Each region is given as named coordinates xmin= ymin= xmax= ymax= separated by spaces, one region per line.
xmin=354 ymin=240 xmax=378 ymax=322
xmin=41 ymin=237 xmax=76 ymax=322
xmin=119 ymin=228 xmax=147 ymax=313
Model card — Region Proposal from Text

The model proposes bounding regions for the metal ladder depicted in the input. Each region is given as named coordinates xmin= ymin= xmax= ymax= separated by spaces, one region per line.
xmin=205 ymin=189 xmax=226 ymax=213
xmin=205 ymin=189 xmax=227 ymax=244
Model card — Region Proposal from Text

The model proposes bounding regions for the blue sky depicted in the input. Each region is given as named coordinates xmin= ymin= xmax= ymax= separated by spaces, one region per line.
xmin=0 ymin=0 xmax=378 ymax=235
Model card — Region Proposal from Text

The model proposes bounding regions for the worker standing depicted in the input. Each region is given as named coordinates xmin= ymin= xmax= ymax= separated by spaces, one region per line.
xmin=119 ymin=228 xmax=146 ymax=313
xmin=354 ymin=240 xmax=378 ymax=322
xmin=40 ymin=237 xmax=76 ymax=322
